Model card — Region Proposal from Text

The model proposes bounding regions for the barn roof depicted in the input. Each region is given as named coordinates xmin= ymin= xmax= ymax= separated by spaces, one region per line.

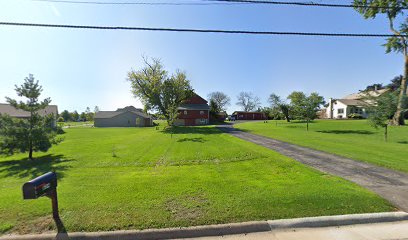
xmin=177 ymin=104 xmax=210 ymax=110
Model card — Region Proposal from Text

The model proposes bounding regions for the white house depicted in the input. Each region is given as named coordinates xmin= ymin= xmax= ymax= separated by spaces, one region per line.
xmin=326 ymin=89 xmax=388 ymax=119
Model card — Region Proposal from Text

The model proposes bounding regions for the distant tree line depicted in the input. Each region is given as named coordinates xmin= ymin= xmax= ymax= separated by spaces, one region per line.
xmin=58 ymin=106 xmax=99 ymax=122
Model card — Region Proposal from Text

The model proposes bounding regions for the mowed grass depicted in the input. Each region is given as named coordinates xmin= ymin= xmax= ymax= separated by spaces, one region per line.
xmin=236 ymin=120 xmax=408 ymax=173
xmin=0 ymin=126 xmax=394 ymax=235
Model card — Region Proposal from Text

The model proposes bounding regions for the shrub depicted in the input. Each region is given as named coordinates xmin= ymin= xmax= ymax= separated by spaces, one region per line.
xmin=57 ymin=117 xmax=64 ymax=122
xmin=348 ymin=113 xmax=364 ymax=119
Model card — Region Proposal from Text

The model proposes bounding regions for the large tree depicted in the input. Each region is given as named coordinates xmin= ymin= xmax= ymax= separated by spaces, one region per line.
xmin=268 ymin=93 xmax=291 ymax=122
xmin=207 ymin=91 xmax=231 ymax=112
xmin=354 ymin=0 xmax=408 ymax=125
xmin=127 ymin=57 xmax=194 ymax=126
xmin=236 ymin=92 xmax=261 ymax=112
xmin=60 ymin=110 xmax=71 ymax=122
xmin=0 ymin=74 xmax=61 ymax=159
xmin=288 ymin=91 xmax=325 ymax=131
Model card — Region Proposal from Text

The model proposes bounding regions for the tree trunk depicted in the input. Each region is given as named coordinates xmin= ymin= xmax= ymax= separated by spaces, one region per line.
xmin=384 ymin=125 xmax=388 ymax=142
xmin=29 ymin=146 xmax=33 ymax=160
xmin=306 ymin=120 xmax=309 ymax=131
xmin=391 ymin=55 xmax=408 ymax=126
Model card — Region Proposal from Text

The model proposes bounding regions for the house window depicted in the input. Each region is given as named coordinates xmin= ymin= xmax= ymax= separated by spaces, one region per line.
xmin=199 ymin=119 xmax=206 ymax=124
xmin=184 ymin=110 xmax=188 ymax=115
xmin=200 ymin=111 xmax=204 ymax=115
xmin=338 ymin=108 xmax=344 ymax=114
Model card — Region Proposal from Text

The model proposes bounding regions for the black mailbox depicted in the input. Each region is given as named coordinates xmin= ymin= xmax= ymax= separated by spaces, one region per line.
xmin=22 ymin=172 xmax=57 ymax=199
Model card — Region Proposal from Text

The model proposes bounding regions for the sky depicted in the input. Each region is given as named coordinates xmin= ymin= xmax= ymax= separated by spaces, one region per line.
xmin=0 ymin=0 xmax=405 ymax=114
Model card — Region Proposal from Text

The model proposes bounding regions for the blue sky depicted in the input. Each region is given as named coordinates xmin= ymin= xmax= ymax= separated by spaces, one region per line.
xmin=0 ymin=0 xmax=405 ymax=114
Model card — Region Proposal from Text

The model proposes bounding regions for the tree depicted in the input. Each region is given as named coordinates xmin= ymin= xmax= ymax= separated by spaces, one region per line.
xmin=207 ymin=91 xmax=231 ymax=112
xmin=94 ymin=106 xmax=100 ymax=113
xmin=236 ymin=92 xmax=261 ymax=112
xmin=288 ymin=91 xmax=325 ymax=131
xmin=268 ymin=93 xmax=291 ymax=122
xmin=365 ymin=92 xmax=400 ymax=141
xmin=354 ymin=0 xmax=408 ymax=125
xmin=80 ymin=112 xmax=87 ymax=121
xmin=209 ymin=99 xmax=221 ymax=121
xmin=85 ymin=107 xmax=94 ymax=121
xmin=70 ymin=111 xmax=79 ymax=122
xmin=60 ymin=110 xmax=71 ymax=122
xmin=127 ymin=57 xmax=194 ymax=126
xmin=0 ymin=74 xmax=61 ymax=159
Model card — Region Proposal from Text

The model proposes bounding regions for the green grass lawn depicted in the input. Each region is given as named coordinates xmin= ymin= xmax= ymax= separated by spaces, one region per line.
xmin=235 ymin=120 xmax=408 ymax=173
xmin=0 ymin=126 xmax=394 ymax=235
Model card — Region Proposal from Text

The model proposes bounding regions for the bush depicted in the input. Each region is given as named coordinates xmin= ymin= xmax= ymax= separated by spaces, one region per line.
xmin=348 ymin=113 xmax=364 ymax=119
xmin=57 ymin=117 xmax=64 ymax=122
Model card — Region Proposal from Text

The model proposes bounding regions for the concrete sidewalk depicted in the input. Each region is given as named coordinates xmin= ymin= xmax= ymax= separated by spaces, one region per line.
xmin=2 ymin=212 xmax=408 ymax=240
xmin=190 ymin=221 xmax=408 ymax=240
xmin=217 ymin=124 xmax=408 ymax=212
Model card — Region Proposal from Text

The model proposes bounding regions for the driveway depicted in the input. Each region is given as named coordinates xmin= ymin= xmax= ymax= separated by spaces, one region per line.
xmin=217 ymin=124 xmax=408 ymax=212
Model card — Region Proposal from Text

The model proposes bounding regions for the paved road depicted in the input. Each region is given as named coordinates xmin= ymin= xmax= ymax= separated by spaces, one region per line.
xmin=217 ymin=124 xmax=408 ymax=212
xmin=186 ymin=221 xmax=408 ymax=240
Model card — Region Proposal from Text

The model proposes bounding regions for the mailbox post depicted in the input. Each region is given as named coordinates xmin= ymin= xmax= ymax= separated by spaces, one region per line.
xmin=22 ymin=172 xmax=64 ymax=233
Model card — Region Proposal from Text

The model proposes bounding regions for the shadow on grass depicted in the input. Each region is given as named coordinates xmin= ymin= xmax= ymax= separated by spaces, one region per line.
xmin=0 ymin=154 xmax=73 ymax=180
xmin=161 ymin=126 xmax=222 ymax=135
xmin=398 ymin=141 xmax=408 ymax=144
xmin=177 ymin=137 xmax=207 ymax=143
xmin=317 ymin=130 xmax=375 ymax=135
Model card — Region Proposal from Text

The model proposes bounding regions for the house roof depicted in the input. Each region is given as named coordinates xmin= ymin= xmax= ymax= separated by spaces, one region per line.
xmin=0 ymin=103 xmax=58 ymax=118
xmin=177 ymin=104 xmax=210 ymax=110
xmin=336 ymin=99 xmax=366 ymax=106
xmin=342 ymin=89 xmax=389 ymax=100
xmin=232 ymin=111 xmax=265 ymax=114
xmin=95 ymin=106 xmax=151 ymax=119
xmin=116 ymin=106 xmax=143 ymax=112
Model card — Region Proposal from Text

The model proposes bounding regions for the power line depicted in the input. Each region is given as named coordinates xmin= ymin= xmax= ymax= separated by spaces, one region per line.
xmin=207 ymin=0 xmax=408 ymax=10
xmin=26 ymin=0 xmax=408 ymax=10
xmin=29 ymin=0 xmax=241 ymax=5
xmin=1 ymin=21 xmax=406 ymax=37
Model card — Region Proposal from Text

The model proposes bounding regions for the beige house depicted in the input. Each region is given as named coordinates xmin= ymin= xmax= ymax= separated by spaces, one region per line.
xmin=326 ymin=89 xmax=388 ymax=119
xmin=94 ymin=106 xmax=153 ymax=127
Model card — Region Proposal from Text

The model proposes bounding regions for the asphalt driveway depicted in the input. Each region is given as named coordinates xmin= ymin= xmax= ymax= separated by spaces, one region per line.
xmin=217 ymin=124 xmax=408 ymax=212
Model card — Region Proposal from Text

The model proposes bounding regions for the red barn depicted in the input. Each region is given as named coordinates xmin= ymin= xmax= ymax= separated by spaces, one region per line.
xmin=174 ymin=94 xmax=210 ymax=126
xmin=232 ymin=111 xmax=266 ymax=120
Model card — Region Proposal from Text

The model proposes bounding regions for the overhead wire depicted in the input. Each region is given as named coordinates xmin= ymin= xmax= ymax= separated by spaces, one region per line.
xmin=1 ymin=21 xmax=406 ymax=37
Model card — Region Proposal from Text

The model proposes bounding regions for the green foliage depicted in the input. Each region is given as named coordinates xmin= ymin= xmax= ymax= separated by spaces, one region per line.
xmin=0 ymin=74 xmax=61 ymax=159
xmin=353 ymin=0 xmax=408 ymax=125
xmin=0 ymin=126 xmax=393 ymax=234
xmin=70 ymin=111 xmax=79 ymax=122
xmin=348 ymin=113 xmax=364 ymax=119
xmin=353 ymin=0 xmax=407 ymax=20
xmin=60 ymin=110 xmax=71 ymax=122
xmin=367 ymin=92 xmax=398 ymax=128
xmin=268 ymin=93 xmax=291 ymax=122
xmin=57 ymin=116 xmax=64 ymax=122
xmin=288 ymin=92 xmax=325 ymax=121
xmin=127 ymin=57 xmax=194 ymax=126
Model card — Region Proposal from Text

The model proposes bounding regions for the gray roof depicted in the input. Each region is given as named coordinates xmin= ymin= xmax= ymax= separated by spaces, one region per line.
xmin=337 ymin=99 xmax=367 ymax=106
xmin=177 ymin=104 xmax=210 ymax=110
xmin=0 ymin=103 xmax=58 ymax=118
xmin=342 ymin=89 xmax=389 ymax=100
xmin=95 ymin=107 xmax=151 ymax=119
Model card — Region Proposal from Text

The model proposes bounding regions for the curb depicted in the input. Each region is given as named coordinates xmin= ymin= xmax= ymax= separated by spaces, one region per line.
xmin=1 ymin=212 xmax=408 ymax=240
